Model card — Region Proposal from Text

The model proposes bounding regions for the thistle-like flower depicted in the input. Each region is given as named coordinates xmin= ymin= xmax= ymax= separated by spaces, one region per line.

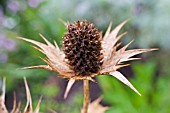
xmin=0 ymin=78 xmax=42 ymax=113
xmin=18 ymin=20 xmax=156 ymax=113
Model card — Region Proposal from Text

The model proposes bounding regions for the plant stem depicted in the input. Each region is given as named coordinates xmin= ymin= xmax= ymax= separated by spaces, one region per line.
xmin=83 ymin=80 xmax=90 ymax=113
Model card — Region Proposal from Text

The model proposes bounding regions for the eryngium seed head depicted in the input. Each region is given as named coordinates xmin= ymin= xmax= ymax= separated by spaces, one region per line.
xmin=62 ymin=20 xmax=103 ymax=76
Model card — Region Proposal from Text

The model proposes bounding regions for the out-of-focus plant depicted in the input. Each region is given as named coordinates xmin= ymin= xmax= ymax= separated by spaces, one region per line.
xmin=32 ymin=83 xmax=84 ymax=113
xmin=0 ymin=78 xmax=41 ymax=113
xmin=98 ymin=60 xmax=170 ymax=113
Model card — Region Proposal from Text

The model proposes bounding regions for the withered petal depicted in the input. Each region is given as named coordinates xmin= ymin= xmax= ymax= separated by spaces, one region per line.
xmin=58 ymin=18 xmax=70 ymax=27
xmin=117 ymin=48 xmax=157 ymax=63
xmin=19 ymin=65 xmax=53 ymax=71
xmin=81 ymin=97 xmax=108 ymax=113
xmin=1 ymin=78 xmax=5 ymax=102
xmin=109 ymin=71 xmax=141 ymax=96
xmin=48 ymin=108 xmax=58 ymax=113
xmin=103 ymin=38 xmax=157 ymax=70
xmin=103 ymin=22 xmax=112 ymax=40
xmin=34 ymin=96 xmax=42 ymax=113
xmin=11 ymin=92 xmax=17 ymax=113
xmin=64 ymin=79 xmax=75 ymax=99
xmin=39 ymin=33 xmax=55 ymax=49
xmin=24 ymin=78 xmax=42 ymax=113
xmin=102 ymin=20 xmax=128 ymax=62
xmin=13 ymin=101 xmax=21 ymax=113
xmin=0 ymin=78 xmax=42 ymax=113
xmin=0 ymin=78 xmax=8 ymax=113
xmin=24 ymin=77 xmax=33 ymax=113
xmin=17 ymin=36 xmax=74 ymax=76
xmin=101 ymin=64 xmax=130 ymax=74
xmin=102 ymin=32 xmax=127 ymax=66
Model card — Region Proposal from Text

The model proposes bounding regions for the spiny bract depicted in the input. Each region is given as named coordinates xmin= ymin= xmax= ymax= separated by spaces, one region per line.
xmin=0 ymin=78 xmax=41 ymax=113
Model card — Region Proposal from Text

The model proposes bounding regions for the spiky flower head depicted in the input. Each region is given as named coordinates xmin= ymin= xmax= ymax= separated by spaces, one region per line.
xmin=62 ymin=20 xmax=103 ymax=76
xmin=18 ymin=20 xmax=157 ymax=99
xmin=0 ymin=78 xmax=41 ymax=113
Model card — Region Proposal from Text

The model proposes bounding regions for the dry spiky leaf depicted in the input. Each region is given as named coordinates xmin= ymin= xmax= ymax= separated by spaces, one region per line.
xmin=11 ymin=92 xmax=21 ymax=113
xmin=0 ymin=78 xmax=42 ymax=113
xmin=48 ymin=109 xmax=58 ymax=113
xmin=64 ymin=79 xmax=75 ymax=99
xmin=17 ymin=35 xmax=74 ymax=78
xmin=24 ymin=77 xmax=42 ymax=113
xmin=0 ymin=78 xmax=8 ymax=113
xmin=110 ymin=71 xmax=141 ymax=95
xmin=102 ymin=20 xmax=128 ymax=62
xmin=81 ymin=97 xmax=108 ymax=113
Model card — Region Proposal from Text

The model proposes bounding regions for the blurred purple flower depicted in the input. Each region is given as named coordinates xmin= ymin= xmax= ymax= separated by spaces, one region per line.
xmin=133 ymin=3 xmax=143 ymax=15
xmin=0 ymin=52 xmax=8 ymax=64
xmin=28 ymin=0 xmax=42 ymax=8
xmin=7 ymin=0 xmax=22 ymax=12
xmin=0 ymin=33 xmax=16 ymax=51
xmin=0 ymin=7 xmax=6 ymax=24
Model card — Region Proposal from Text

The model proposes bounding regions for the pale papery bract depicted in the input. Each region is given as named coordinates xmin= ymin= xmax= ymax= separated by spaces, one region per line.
xmin=81 ymin=97 xmax=108 ymax=113
xmin=0 ymin=78 xmax=42 ymax=113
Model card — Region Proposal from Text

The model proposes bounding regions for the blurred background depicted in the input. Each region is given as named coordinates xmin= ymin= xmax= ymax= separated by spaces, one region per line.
xmin=0 ymin=0 xmax=169 ymax=113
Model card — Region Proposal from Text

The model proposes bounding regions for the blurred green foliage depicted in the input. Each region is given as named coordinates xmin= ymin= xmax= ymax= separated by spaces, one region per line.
xmin=98 ymin=61 xmax=170 ymax=113
xmin=0 ymin=0 xmax=169 ymax=113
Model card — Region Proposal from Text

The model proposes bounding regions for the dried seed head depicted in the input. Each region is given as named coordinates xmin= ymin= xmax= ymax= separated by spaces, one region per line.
xmin=62 ymin=20 xmax=103 ymax=76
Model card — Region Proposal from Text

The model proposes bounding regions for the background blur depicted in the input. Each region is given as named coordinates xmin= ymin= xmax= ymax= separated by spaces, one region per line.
xmin=0 ymin=0 xmax=169 ymax=113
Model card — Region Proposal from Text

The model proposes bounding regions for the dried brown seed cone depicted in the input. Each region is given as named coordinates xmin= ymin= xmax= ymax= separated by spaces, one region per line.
xmin=62 ymin=20 xmax=103 ymax=76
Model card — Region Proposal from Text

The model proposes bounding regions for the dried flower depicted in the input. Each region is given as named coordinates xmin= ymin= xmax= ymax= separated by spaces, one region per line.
xmin=0 ymin=78 xmax=42 ymax=113
xmin=81 ymin=97 xmax=108 ymax=113
xmin=18 ymin=20 xmax=157 ymax=113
